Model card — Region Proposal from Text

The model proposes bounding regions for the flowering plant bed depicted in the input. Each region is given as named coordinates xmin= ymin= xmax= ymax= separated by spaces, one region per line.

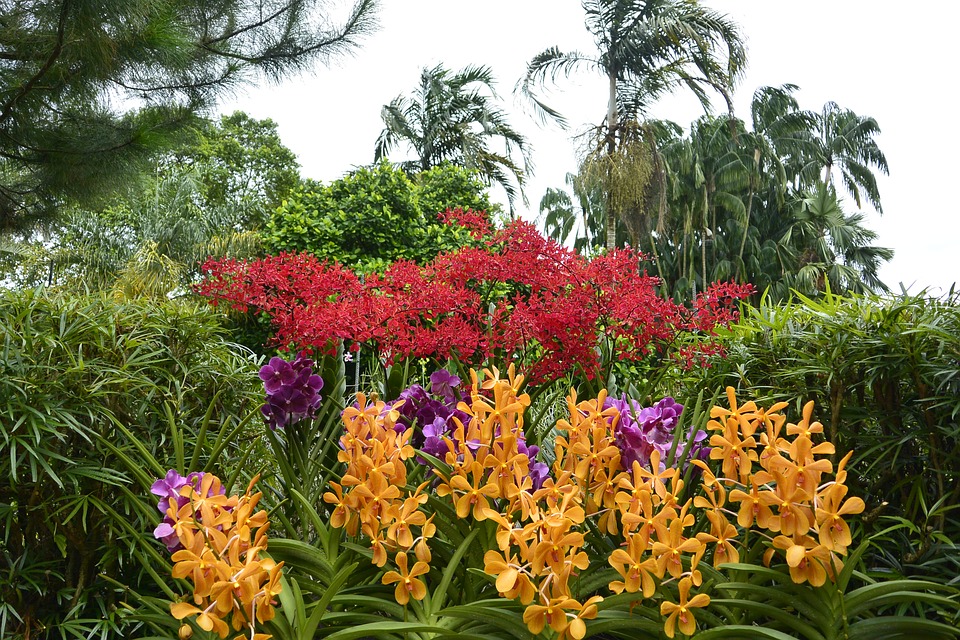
xmin=152 ymin=357 xmax=959 ymax=639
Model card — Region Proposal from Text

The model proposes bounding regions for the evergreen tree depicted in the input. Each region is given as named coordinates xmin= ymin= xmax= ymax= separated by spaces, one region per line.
xmin=0 ymin=0 xmax=378 ymax=230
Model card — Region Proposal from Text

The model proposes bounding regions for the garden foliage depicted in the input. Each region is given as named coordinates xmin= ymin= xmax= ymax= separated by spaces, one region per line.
xmin=0 ymin=289 xmax=261 ymax=638
xmin=689 ymin=290 xmax=960 ymax=582
xmin=158 ymin=362 xmax=959 ymax=640
xmin=263 ymin=162 xmax=492 ymax=273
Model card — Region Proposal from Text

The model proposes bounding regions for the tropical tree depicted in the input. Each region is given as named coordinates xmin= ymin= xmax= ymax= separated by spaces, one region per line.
xmin=264 ymin=162 xmax=488 ymax=273
xmin=0 ymin=0 xmax=378 ymax=231
xmin=521 ymin=0 xmax=746 ymax=249
xmin=780 ymin=184 xmax=893 ymax=295
xmin=732 ymin=84 xmax=812 ymax=276
xmin=3 ymin=111 xmax=302 ymax=295
xmin=374 ymin=64 xmax=532 ymax=211
xmin=538 ymin=172 xmax=606 ymax=254
xmin=797 ymin=101 xmax=889 ymax=212
xmin=641 ymin=85 xmax=892 ymax=301
xmin=169 ymin=111 xmax=303 ymax=228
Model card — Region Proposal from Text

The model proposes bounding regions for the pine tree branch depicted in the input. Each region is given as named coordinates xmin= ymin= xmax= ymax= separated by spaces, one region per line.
xmin=0 ymin=0 xmax=69 ymax=126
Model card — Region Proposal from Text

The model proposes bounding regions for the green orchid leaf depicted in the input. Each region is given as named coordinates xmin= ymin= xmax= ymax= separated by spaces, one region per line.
xmin=695 ymin=625 xmax=802 ymax=640
xmin=269 ymin=538 xmax=336 ymax=582
xmin=321 ymin=620 xmax=462 ymax=639
xmin=438 ymin=600 xmax=535 ymax=639
xmin=847 ymin=615 xmax=960 ymax=640
xmin=708 ymin=598 xmax=826 ymax=640
xmin=431 ymin=527 xmax=480 ymax=612
xmin=845 ymin=580 xmax=952 ymax=616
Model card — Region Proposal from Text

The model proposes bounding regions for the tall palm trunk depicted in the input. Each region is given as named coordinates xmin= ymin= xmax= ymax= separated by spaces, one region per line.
xmin=736 ymin=148 xmax=761 ymax=279
xmin=605 ymin=70 xmax=618 ymax=251
xmin=701 ymin=187 xmax=708 ymax=294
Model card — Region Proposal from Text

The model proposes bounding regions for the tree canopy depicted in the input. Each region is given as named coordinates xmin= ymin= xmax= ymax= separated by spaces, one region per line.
xmin=4 ymin=111 xmax=302 ymax=296
xmin=521 ymin=0 xmax=746 ymax=249
xmin=0 ymin=0 xmax=378 ymax=230
xmin=264 ymin=162 xmax=492 ymax=273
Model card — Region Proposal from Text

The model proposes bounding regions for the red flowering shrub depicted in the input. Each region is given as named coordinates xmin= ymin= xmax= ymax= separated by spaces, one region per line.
xmin=197 ymin=214 xmax=753 ymax=382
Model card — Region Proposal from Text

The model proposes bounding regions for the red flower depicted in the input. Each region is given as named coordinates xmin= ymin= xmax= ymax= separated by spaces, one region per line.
xmin=196 ymin=218 xmax=753 ymax=383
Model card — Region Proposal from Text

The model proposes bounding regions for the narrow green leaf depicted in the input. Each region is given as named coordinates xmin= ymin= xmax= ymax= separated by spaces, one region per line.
xmin=302 ymin=562 xmax=359 ymax=638
xmin=695 ymin=625 xmax=804 ymax=640
xmin=321 ymin=620 xmax=454 ymax=640
xmin=847 ymin=616 xmax=960 ymax=640
xmin=431 ymin=527 xmax=480 ymax=613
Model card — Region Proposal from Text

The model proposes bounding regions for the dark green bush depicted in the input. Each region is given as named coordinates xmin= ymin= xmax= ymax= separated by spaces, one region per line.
xmin=0 ymin=289 xmax=262 ymax=638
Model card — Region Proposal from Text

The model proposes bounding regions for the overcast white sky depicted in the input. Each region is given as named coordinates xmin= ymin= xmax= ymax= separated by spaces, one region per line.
xmin=221 ymin=0 xmax=959 ymax=294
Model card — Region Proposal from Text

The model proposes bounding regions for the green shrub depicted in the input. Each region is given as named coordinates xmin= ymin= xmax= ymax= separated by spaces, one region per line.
xmin=0 ymin=289 xmax=262 ymax=638
xmin=263 ymin=162 xmax=486 ymax=273
xmin=414 ymin=162 xmax=493 ymax=218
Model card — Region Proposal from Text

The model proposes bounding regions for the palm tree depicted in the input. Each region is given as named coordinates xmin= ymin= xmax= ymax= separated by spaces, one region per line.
xmin=780 ymin=184 xmax=893 ymax=295
xmin=796 ymin=102 xmax=889 ymax=212
xmin=521 ymin=0 xmax=746 ymax=249
xmin=644 ymin=89 xmax=893 ymax=302
xmin=374 ymin=64 xmax=532 ymax=211
xmin=538 ymin=172 xmax=606 ymax=254
xmin=732 ymin=84 xmax=813 ymax=277
xmin=16 ymin=168 xmax=260 ymax=297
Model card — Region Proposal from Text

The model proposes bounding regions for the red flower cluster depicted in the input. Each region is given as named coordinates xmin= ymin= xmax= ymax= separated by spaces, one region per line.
xmin=436 ymin=207 xmax=493 ymax=239
xmin=196 ymin=216 xmax=752 ymax=382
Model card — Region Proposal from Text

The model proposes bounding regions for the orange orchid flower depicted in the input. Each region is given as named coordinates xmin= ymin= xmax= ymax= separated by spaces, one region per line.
xmin=608 ymin=531 xmax=659 ymax=597
xmin=381 ymin=552 xmax=430 ymax=605
xmin=660 ymin=576 xmax=710 ymax=638
xmin=773 ymin=535 xmax=833 ymax=586
xmin=522 ymin=596 xmax=579 ymax=636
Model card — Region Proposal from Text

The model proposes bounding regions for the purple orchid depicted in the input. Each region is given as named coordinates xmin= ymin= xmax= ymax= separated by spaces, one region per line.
xmin=150 ymin=469 xmax=224 ymax=552
xmin=259 ymin=352 xmax=323 ymax=429
xmin=381 ymin=370 xmax=550 ymax=489
xmin=429 ymin=369 xmax=462 ymax=403
xmin=259 ymin=356 xmax=296 ymax=394
xmin=605 ymin=395 xmax=695 ymax=471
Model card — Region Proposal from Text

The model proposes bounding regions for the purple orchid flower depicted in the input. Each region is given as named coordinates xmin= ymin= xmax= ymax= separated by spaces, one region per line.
xmin=429 ymin=369 xmax=462 ymax=403
xmin=150 ymin=469 xmax=224 ymax=552
xmin=259 ymin=352 xmax=323 ymax=429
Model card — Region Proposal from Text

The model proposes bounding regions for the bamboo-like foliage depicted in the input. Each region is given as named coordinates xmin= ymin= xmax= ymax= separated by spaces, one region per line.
xmin=0 ymin=290 xmax=262 ymax=638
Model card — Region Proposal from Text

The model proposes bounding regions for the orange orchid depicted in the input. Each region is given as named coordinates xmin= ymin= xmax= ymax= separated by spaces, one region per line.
xmin=385 ymin=492 xmax=428 ymax=548
xmin=608 ymin=531 xmax=660 ymax=597
xmin=709 ymin=387 xmax=759 ymax=435
xmin=484 ymin=549 xmax=536 ymax=604
xmin=697 ymin=511 xmax=740 ymax=568
xmin=531 ymin=523 xmax=586 ymax=575
xmin=815 ymin=482 xmax=865 ymax=552
xmin=786 ymin=400 xmax=824 ymax=439
xmin=322 ymin=482 xmax=353 ymax=531
xmin=450 ymin=460 xmax=500 ymax=520
xmin=773 ymin=535 xmax=833 ymax=586
xmin=381 ymin=551 xmax=430 ymax=605
xmin=559 ymin=595 xmax=603 ymax=640
xmin=522 ymin=596 xmax=580 ymax=636
xmin=709 ymin=419 xmax=758 ymax=482
xmin=161 ymin=473 xmax=279 ymax=640
xmin=728 ymin=476 xmax=779 ymax=529
xmin=660 ymin=576 xmax=710 ymax=637
xmin=651 ymin=513 xmax=703 ymax=579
